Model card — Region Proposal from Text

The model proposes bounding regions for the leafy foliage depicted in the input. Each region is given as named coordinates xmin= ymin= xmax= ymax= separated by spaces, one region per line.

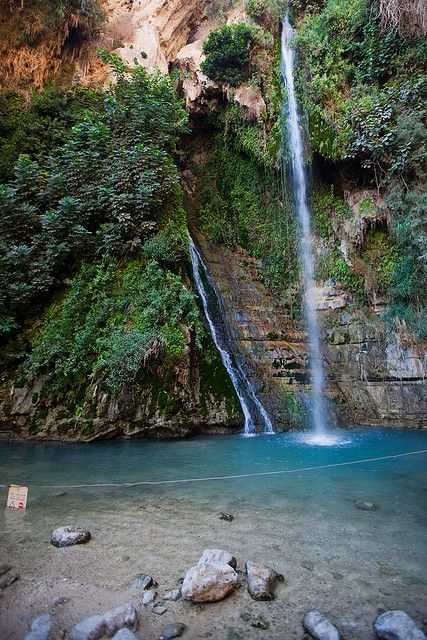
xmin=0 ymin=64 xmax=188 ymax=339
xmin=245 ymin=0 xmax=285 ymax=33
xmin=28 ymin=256 xmax=202 ymax=394
xmin=201 ymin=23 xmax=256 ymax=86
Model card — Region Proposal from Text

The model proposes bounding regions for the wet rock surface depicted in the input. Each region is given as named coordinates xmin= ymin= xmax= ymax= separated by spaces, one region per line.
xmin=354 ymin=500 xmax=378 ymax=512
xmin=197 ymin=548 xmax=237 ymax=569
xmin=245 ymin=561 xmax=283 ymax=600
xmin=303 ymin=610 xmax=340 ymax=640
xmin=373 ymin=610 xmax=426 ymax=640
xmin=51 ymin=526 xmax=91 ymax=548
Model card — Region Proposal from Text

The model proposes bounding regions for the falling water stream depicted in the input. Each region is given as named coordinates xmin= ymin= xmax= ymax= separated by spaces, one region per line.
xmin=189 ymin=236 xmax=274 ymax=435
xmin=280 ymin=15 xmax=329 ymax=438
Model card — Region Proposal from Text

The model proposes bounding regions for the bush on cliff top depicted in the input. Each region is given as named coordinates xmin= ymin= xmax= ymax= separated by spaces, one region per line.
xmin=201 ymin=23 xmax=255 ymax=86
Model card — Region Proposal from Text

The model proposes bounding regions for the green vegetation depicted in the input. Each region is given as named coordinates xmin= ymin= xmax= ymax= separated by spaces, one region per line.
xmin=245 ymin=0 xmax=285 ymax=33
xmin=201 ymin=23 xmax=256 ymax=86
xmin=0 ymin=62 xmax=187 ymax=339
xmin=290 ymin=0 xmax=427 ymax=333
xmin=28 ymin=256 xmax=202 ymax=396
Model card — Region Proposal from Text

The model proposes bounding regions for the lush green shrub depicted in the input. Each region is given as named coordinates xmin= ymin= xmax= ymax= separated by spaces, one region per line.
xmin=245 ymin=0 xmax=285 ymax=32
xmin=0 ymin=64 xmax=188 ymax=338
xmin=28 ymin=256 xmax=203 ymax=395
xmin=201 ymin=23 xmax=255 ymax=86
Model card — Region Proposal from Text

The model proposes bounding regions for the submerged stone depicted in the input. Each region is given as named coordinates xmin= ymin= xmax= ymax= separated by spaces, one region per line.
xmin=354 ymin=500 xmax=378 ymax=512
xmin=303 ymin=610 xmax=340 ymax=640
xmin=0 ymin=571 xmax=19 ymax=589
xmin=111 ymin=630 xmax=139 ymax=640
xmin=130 ymin=574 xmax=153 ymax=590
xmin=163 ymin=588 xmax=181 ymax=601
xmin=373 ymin=610 xmax=426 ymax=640
xmin=219 ymin=512 xmax=234 ymax=522
xmin=51 ymin=525 xmax=91 ymax=548
xmin=182 ymin=553 xmax=238 ymax=603
xmin=197 ymin=549 xmax=237 ymax=569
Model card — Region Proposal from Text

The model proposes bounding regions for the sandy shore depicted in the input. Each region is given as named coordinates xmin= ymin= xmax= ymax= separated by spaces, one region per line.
xmin=0 ymin=486 xmax=426 ymax=640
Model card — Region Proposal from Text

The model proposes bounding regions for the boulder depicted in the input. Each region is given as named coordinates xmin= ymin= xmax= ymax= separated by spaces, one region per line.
xmin=24 ymin=614 xmax=53 ymax=640
xmin=303 ymin=610 xmax=340 ymax=640
xmin=182 ymin=561 xmax=238 ymax=603
xmin=197 ymin=549 xmax=237 ymax=569
xmin=245 ymin=561 xmax=283 ymax=600
xmin=373 ymin=610 xmax=426 ymax=640
xmin=70 ymin=603 xmax=137 ymax=640
xmin=51 ymin=525 xmax=91 ymax=548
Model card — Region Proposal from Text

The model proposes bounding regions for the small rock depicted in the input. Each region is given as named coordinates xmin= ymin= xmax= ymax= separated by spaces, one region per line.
xmin=24 ymin=614 xmax=53 ymax=640
xmin=51 ymin=525 xmax=91 ymax=548
xmin=250 ymin=615 xmax=270 ymax=630
xmin=142 ymin=588 xmax=157 ymax=605
xmin=52 ymin=596 xmax=69 ymax=606
xmin=240 ymin=610 xmax=253 ymax=623
xmin=0 ymin=572 xmax=19 ymax=589
xmin=70 ymin=603 xmax=137 ymax=640
xmin=0 ymin=564 xmax=11 ymax=577
xmin=163 ymin=589 xmax=181 ymax=601
xmin=301 ymin=561 xmax=315 ymax=571
xmin=160 ymin=622 xmax=187 ymax=639
xmin=219 ymin=513 xmax=234 ymax=522
xmin=373 ymin=610 xmax=426 ymax=640
xmin=152 ymin=604 xmax=167 ymax=616
xmin=182 ymin=561 xmax=238 ymax=603
xmin=197 ymin=549 xmax=237 ymax=569
xmin=354 ymin=500 xmax=378 ymax=512
xmin=332 ymin=572 xmax=344 ymax=580
xmin=303 ymin=610 xmax=340 ymax=640
xmin=227 ymin=632 xmax=242 ymax=640
xmin=246 ymin=561 xmax=283 ymax=600
xmin=111 ymin=630 xmax=139 ymax=640
xmin=130 ymin=574 xmax=153 ymax=590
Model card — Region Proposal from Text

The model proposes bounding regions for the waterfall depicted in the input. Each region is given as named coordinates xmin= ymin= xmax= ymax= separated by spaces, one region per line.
xmin=280 ymin=15 xmax=329 ymax=436
xmin=189 ymin=236 xmax=274 ymax=436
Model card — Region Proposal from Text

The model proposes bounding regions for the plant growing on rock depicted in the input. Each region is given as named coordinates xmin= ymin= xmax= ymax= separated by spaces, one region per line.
xmin=201 ymin=23 xmax=256 ymax=87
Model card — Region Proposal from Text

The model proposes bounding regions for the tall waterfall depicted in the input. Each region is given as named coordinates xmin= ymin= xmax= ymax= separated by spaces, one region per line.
xmin=280 ymin=15 xmax=329 ymax=436
xmin=189 ymin=236 xmax=274 ymax=436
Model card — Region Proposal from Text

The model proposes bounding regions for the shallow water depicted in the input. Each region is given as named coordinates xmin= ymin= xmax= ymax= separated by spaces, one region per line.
xmin=0 ymin=428 xmax=426 ymax=639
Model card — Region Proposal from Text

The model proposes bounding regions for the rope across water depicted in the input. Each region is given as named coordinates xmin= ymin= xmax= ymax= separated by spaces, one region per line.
xmin=1 ymin=448 xmax=426 ymax=490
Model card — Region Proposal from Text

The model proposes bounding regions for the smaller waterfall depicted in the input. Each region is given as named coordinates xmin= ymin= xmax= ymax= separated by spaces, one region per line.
xmin=280 ymin=15 xmax=329 ymax=436
xmin=189 ymin=236 xmax=274 ymax=436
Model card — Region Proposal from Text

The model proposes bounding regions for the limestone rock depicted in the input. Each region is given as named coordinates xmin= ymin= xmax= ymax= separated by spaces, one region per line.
xmin=130 ymin=574 xmax=153 ymax=590
xmin=51 ymin=525 xmax=91 ymax=548
xmin=70 ymin=603 xmax=137 ymax=640
xmin=197 ymin=548 xmax=237 ymax=569
xmin=142 ymin=588 xmax=157 ymax=605
xmin=303 ymin=610 xmax=340 ymax=640
xmin=160 ymin=623 xmax=187 ymax=639
xmin=24 ymin=614 xmax=53 ymax=640
xmin=245 ymin=561 xmax=283 ymax=600
xmin=373 ymin=610 xmax=426 ymax=640
xmin=182 ymin=561 xmax=238 ymax=603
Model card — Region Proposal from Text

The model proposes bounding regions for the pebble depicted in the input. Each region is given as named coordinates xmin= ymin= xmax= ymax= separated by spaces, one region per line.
xmin=142 ymin=588 xmax=157 ymax=605
xmin=219 ymin=513 xmax=234 ymax=522
xmin=246 ymin=561 xmax=283 ymax=600
xmin=160 ymin=622 xmax=187 ymax=639
xmin=0 ymin=572 xmax=19 ymax=589
xmin=152 ymin=604 xmax=167 ymax=616
xmin=130 ymin=574 xmax=153 ymax=590
xmin=0 ymin=564 xmax=12 ymax=577
xmin=163 ymin=589 xmax=181 ymax=601
xmin=52 ymin=596 xmax=70 ymax=606
xmin=301 ymin=561 xmax=315 ymax=571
